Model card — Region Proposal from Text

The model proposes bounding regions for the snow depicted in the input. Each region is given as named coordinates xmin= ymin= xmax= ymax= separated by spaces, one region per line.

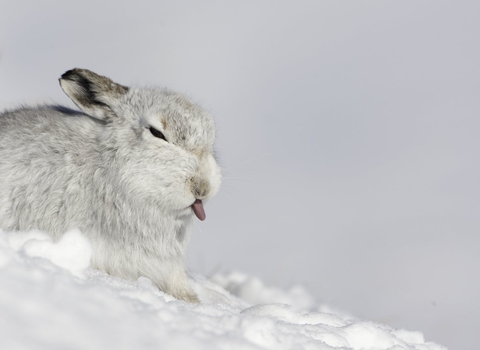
xmin=0 ymin=230 xmax=446 ymax=350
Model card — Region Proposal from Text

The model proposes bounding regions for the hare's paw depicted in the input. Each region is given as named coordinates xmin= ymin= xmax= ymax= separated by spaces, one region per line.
xmin=176 ymin=290 xmax=200 ymax=304
xmin=158 ymin=268 xmax=200 ymax=303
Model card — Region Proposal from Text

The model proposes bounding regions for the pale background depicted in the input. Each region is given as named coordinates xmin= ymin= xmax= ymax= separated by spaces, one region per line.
xmin=1 ymin=1 xmax=479 ymax=349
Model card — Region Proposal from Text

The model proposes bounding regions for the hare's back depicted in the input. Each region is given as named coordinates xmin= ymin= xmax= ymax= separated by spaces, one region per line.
xmin=0 ymin=105 xmax=102 ymax=232
xmin=0 ymin=105 xmax=101 ymax=157
xmin=0 ymin=105 xmax=102 ymax=188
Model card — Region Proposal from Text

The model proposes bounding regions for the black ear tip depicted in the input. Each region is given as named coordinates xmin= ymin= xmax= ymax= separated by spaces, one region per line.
xmin=60 ymin=70 xmax=76 ymax=81
xmin=60 ymin=68 xmax=83 ymax=81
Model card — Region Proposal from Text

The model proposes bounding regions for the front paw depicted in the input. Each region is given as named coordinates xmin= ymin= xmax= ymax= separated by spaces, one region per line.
xmin=181 ymin=292 xmax=200 ymax=303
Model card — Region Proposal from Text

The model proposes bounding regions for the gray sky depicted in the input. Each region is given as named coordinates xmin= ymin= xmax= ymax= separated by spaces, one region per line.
xmin=1 ymin=1 xmax=479 ymax=349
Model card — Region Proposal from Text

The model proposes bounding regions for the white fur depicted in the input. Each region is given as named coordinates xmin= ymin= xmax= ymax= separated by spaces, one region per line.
xmin=0 ymin=68 xmax=222 ymax=302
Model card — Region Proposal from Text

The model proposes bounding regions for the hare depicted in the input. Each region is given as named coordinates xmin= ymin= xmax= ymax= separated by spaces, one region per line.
xmin=0 ymin=69 xmax=222 ymax=302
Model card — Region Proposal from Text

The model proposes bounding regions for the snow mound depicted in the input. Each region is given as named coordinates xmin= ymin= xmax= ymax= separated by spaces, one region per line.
xmin=0 ymin=230 xmax=446 ymax=350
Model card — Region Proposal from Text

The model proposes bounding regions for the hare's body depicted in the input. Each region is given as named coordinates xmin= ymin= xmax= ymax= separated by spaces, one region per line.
xmin=0 ymin=69 xmax=221 ymax=302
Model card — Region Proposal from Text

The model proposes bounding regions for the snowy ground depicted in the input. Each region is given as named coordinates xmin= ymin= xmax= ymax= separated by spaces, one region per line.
xmin=1 ymin=2 xmax=479 ymax=349
xmin=0 ymin=230 xmax=446 ymax=350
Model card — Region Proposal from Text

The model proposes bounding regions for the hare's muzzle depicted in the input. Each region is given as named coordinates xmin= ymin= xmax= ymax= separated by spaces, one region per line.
xmin=191 ymin=199 xmax=206 ymax=221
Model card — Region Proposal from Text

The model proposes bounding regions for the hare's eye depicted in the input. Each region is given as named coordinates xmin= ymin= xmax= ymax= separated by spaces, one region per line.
xmin=149 ymin=126 xmax=167 ymax=141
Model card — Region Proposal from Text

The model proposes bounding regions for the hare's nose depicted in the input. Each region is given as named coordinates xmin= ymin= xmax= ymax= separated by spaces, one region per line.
xmin=191 ymin=177 xmax=210 ymax=199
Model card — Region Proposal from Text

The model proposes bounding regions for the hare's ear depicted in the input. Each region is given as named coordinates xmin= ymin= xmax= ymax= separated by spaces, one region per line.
xmin=59 ymin=68 xmax=128 ymax=120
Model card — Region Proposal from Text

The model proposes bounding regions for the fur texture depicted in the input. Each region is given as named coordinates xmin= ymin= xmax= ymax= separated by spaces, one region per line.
xmin=0 ymin=69 xmax=222 ymax=302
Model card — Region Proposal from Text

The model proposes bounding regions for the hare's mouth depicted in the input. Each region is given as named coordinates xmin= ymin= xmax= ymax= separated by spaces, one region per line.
xmin=191 ymin=199 xmax=206 ymax=221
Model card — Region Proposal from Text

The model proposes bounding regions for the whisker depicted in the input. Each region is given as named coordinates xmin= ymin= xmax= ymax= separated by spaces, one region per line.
xmin=222 ymin=153 xmax=271 ymax=172
xmin=222 ymin=177 xmax=254 ymax=182
xmin=218 ymin=188 xmax=234 ymax=199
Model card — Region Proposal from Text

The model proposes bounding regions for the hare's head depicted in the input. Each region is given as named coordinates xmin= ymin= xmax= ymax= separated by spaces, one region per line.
xmin=60 ymin=68 xmax=221 ymax=221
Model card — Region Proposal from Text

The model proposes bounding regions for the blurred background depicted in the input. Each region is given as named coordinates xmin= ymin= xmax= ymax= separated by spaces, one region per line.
xmin=1 ymin=1 xmax=478 ymax=349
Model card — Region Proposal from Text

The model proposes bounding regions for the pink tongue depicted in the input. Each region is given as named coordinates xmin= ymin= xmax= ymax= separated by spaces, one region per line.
xmin=191 ymin=199 xmax=206 ymax=221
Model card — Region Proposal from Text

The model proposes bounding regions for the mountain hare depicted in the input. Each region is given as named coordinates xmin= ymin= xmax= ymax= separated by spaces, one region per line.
xmin=0 ymin=69 xmax=221 ymax=302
